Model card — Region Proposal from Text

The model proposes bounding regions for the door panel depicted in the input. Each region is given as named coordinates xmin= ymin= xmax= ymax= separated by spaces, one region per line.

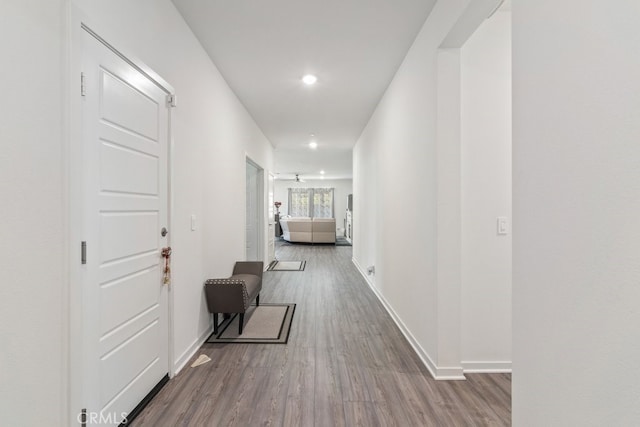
xmin=100 ymin=320 xmax=160 ymax=405
xmin=100 ymin=212 xmax=159 ymax=262
xmin=100 ymin=70 xmax=160 ymax=140
xmin=98 ymin=252 xmax=159 ymax=284
xmin=100 ymin=142 xmax=159 ymax=195
xmin=98 ymin=307 xmax=160 ymax=367
xmin=82 ymin=29 xmax=169 ymax=426
xmin=99 ymin=121 xmax=159 ymax=159
xmin=100 ymin=267 xmax=160 ymax=335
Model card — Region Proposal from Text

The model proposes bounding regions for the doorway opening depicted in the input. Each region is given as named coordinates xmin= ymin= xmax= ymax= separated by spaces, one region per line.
xmin=245 ymin=157 xmax=264 ymax=262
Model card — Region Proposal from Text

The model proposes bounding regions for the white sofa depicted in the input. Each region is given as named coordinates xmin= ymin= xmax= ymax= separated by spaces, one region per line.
xmin=280 ymin=217 xmax=336 ymax=244
xmin=280 ymin=217 xmax=312 ymax=242
xmin=312 ymin=218 xmax=336 ymax=243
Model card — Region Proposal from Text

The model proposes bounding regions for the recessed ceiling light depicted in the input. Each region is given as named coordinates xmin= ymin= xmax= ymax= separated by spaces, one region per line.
xmin=309 ymin=141 xmax=318 ymax=149
xmin=302 ymin=74 xmax=318 ymax=85
xmin=320 ymin=170 xmax=325 ymax=174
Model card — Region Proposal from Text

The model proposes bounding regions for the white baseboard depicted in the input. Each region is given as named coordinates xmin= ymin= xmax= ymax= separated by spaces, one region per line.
xmin=352 ymin=258 xmax=465 ymax=381
xmin=172 ymin=325 xmax=213 ymax=376
xmin=462 ymin=361 xmax=512 ymax=373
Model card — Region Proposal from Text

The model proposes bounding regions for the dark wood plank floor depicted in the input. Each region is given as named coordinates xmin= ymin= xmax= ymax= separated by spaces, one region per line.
xmin=133 ymin=242 xmax=511 ymax=426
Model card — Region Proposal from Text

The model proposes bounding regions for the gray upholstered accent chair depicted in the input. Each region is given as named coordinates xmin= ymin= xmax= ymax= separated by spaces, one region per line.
xmin=204 ymin=261 xmax=263 ymax=335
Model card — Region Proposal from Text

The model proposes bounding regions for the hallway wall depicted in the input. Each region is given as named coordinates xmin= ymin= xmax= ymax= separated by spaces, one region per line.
xmin=512 ymin=0 xmax=640 ymax=424
xmin=0 ymin=1 xmax=66 ymax=425
xmin=354 ymin=0 xmax=460 ymax=375
xmin=1 ymin=0 xmax=274 ymax=425
xmin=353 ymin=0 xmax=509 ymax=378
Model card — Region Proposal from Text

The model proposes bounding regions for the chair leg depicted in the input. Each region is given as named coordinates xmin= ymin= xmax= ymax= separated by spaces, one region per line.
xmin=213 ymin=313 xmax=219 ymax=334
xmin=256 ymin=294 xmax=260 ymax=306
xmin=239 ymin=313 xmax=244 ymax=335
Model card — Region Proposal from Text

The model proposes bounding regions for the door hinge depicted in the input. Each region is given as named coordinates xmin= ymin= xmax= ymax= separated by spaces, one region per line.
xmin=81 ymin=241 xmax=87 ymax=265
xmin=167 ymin=94 xmax=177 ymax=107
xmin=80 ymin=72 xmax=86 ymax=97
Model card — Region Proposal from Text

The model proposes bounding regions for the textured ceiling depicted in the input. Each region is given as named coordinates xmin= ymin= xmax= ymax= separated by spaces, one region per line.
xmin=172 ymin=0 xmax=437 ymax=179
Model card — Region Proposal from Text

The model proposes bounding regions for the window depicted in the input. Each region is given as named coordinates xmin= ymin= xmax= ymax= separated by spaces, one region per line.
xmin=288 ymin=187 xmax=334 ymax=218
xmin=288 ymin=188 xmax=311 ymax=217
xmin=313 ymin=188 xmax=334 ymax=218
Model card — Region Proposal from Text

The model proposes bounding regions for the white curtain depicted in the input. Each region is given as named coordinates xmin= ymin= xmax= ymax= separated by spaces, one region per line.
xmin=288 ymin=188 xmax=311 ymax=217
xmin=288 ymin=187 xmax=334 ymax=218
xmin=312 ymin=188 xmax=334 ymax=218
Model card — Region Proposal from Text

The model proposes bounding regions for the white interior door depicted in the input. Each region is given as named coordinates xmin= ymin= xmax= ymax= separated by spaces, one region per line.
xmin=267 ymin=173 xmax=276 ymax=263
xmin=246 ymin=160 xmax=260 ymax=261
xmin=81 ymin=29 xmax=170 ymax=425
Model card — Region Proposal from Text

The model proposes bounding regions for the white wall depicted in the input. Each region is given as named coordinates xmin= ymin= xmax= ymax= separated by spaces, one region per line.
xmin=353 ymin=0 xmax=511 ymax=378
xmin=274 ymin=179 xmax=353 ymax=233
xmin=460 ymin=10 xmax=511 ymax=371
xmin=353 ymin=0 xmax=478 ymax=377
xmin=0 ymin=1 xmax=66 ymax=425
xmin=1 ymin=1 xmax=274 ymax=425
xmin=353 ymin=136 xmax=378 ymax=281
xmin=513 ymin=0 xmax=640 ymax=424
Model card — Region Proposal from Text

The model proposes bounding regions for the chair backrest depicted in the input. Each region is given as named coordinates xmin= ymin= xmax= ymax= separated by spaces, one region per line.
xmin=233 ymin=261 xmax=264 ymax=277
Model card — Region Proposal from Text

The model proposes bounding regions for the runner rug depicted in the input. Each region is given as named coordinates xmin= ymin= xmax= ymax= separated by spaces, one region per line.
xmin=206 ymin=303 xmax=296 ymax=344
xmin=266 ymin=260 xmax=306 ymax=271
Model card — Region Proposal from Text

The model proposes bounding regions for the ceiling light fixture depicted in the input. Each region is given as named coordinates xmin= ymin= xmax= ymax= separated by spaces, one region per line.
xmin=309 ymin=141 xmax=318 ymax=149
xmin=320 ymin=170 xmax=325 ymax=174
xmin=302 ymin=74 xmax=318 ymax=85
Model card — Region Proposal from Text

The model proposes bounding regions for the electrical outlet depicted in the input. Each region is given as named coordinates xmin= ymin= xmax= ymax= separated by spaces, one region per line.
xmin=497 ymin=217 xmax=508 ymax=235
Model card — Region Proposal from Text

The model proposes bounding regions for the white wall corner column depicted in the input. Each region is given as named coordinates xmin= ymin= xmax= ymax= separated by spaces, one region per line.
xmin=435 ymin=48 xmax=464 ymax=379
xmin=459 ymin=9 xmax=512 ymax=373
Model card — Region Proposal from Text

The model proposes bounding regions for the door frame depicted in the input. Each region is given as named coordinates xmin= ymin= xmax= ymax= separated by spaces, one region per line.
xmin=245 ymin=155 xmax=265 ymax=263
xmin=67 ymin=13 xmax=176 ymax=425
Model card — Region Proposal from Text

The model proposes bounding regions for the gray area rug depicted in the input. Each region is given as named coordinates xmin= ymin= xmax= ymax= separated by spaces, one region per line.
xmin=276 ymin=237 xmax=351 ymax=247
xmin=335 ymin=236 xmax=352 ymax=246
xmin=267 ymin=260 xmax=306 ymax=271
xmin=206 ymin=303 xmax=296 ymax=344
